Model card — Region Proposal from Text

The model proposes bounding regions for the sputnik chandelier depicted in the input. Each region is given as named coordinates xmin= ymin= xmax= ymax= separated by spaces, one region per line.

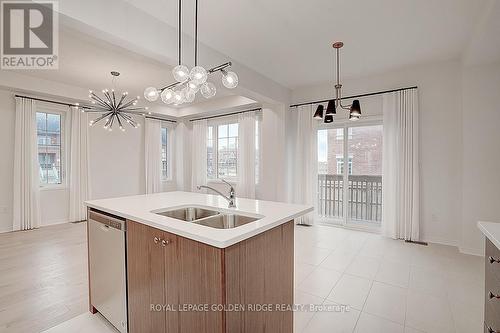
xmin=85 ymin=71 xmax=148 ymax=131
xmin=143 ymin=0 xmax=238 ymax=105
xmin=313 ymin=42 xmax=361 ymax=123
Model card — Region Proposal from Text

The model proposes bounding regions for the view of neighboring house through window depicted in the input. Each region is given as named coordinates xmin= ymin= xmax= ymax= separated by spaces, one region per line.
xmin=37 ymin=111 xmax=63 ymax=185
xmin=161 ymin=127 xmax=169 ymax=180
xmin=207 ymin=122 xmax=239 ymax=179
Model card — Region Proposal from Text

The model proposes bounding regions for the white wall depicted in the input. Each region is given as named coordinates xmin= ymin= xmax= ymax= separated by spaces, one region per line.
xmin=259 ymin=104 xmax=287 ymax=201
xmin=292 ymin=60 xmax=464 ymax=247
xmin=461 ymin=61 xmax=500 ymax=255
xmin=88 ymin=116 xmax=146 ymax=199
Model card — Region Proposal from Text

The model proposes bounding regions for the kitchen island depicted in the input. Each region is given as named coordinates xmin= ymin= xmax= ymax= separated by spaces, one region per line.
xmin=85 ymin=191 xmax=313 ymax=333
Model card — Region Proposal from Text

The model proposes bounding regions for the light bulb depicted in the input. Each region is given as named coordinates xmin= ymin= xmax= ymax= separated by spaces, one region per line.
xmin=187 ymin=81 xmax=200 ymax=93
xmin=222 ymin=70 xmax=238 ymax=89
xmin=185 ymin=89 xmax=195 ymax=103
xmin=173 ymin=89 xmax=185 ymax=105
xmin=189 ymin=66 xmax=208 ymax=85
xmin=161 ymin=88 xmax=175 ymax=104
xmin=200 ymin=82 xmax=216 ymax=98
xmin=144 ymin=87 xmax=159 ymax=102
xmin=172 ymin=64 xmax=189 ymax=82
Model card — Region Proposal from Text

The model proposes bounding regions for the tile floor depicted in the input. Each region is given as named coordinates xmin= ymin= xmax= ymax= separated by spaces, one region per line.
xmin=294 ymin=224 xmax=484 ymax=333
xmin=42 ymin=223 xmax=485 ymax=333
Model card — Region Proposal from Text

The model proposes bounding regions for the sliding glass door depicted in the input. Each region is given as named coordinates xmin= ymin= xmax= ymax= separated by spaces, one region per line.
xmin=317 ymin=123 xmax=383 ymax=230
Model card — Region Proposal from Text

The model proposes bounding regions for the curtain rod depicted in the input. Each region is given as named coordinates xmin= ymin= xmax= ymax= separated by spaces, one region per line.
xmin=15 ymin=94 xmax=88 ymax=109
xmin=190 ymin=107 xmax=262 ymax=122
xmin=145 ymin=115 xmax=177 ymax=123
xmin=16 ymin=94 xmax=177 ymax=123
xmin=289 ymin=86 xmax=418 ymax=108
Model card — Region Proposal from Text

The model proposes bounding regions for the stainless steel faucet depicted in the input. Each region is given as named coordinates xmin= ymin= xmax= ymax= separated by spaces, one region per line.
xmin=197 ymin=179 xmax=236 ymax=208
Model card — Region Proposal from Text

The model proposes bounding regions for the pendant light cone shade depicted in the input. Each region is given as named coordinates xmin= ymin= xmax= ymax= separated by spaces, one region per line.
xmin=326 ymin=100 xmax=336 ymax=115
xmin=349 ymin=114 xmax=360 ymax=121
xmin=324 ymin=114 xmax=334 ymax=123
xmin=313 ymin=105 xmax=324 ymax=120
xmin=350 ymin=99 xmax=361 ymax=116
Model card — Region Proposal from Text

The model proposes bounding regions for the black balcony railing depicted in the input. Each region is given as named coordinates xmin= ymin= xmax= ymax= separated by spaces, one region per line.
xmin=317 ymin=174 xmax=382 ymax=223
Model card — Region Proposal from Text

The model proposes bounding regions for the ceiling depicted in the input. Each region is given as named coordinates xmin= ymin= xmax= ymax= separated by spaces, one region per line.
xmin=122 ymin=0 xmax=491 ymax=88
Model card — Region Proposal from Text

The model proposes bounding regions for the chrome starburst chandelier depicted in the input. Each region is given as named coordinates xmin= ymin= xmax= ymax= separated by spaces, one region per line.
xmin=85 ymin=71 xmax=148 ymax=131
xmin=143 ymin=0 xmax=238 ymax=105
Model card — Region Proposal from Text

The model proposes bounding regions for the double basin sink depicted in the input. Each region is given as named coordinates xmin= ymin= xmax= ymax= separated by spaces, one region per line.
xmin=153 ymin=206 xmax=262 ymax=229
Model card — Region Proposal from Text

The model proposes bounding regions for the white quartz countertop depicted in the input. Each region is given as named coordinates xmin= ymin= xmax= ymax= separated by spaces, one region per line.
xmin=478 ymin=221 xmax=500 ymax=250
xmin=85 ymin=191 xmax=313 ymax=248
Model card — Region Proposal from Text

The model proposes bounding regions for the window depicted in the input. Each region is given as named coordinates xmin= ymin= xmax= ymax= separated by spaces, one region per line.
xmin=336 ymin=155 xmax=353 ymax=175
xmin=37 ymin=111 xmax=63 ymax=185
xmin=207 ymin=122 xmax=239 ymax=179
xmin=161 ymin=127 xmax=169 ymax=180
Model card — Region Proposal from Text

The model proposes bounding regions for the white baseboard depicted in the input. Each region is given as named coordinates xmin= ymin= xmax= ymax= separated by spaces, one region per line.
xmin=41 ymin=218 xmax=70 ymax=226
xmin=421 ymin=236 xmax=458 ymax=248
xmin=0 ymin=227 xmax=12 ymax=234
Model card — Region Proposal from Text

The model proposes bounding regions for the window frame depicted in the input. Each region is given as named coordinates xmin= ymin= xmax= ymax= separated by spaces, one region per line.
xmin=160 ymin=122 xmax=175 ymax=182
xmin=36 ymin=104 xmax=68 ymax=190
xmin=317 ymin=113 xmax=383 ymax=232
xmin=207 ymin=116 xmax=239 ymax=182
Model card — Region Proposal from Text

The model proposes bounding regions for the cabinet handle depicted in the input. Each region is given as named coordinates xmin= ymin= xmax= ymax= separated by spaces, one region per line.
xmin=154 ymin=237 xmax=160 ymax=244
xmin=162 ymin=239 xmax=170 ymax=247
xmin=489 ymin=291 xmax=500 ymax=300
xmin=489 ymin=256 xmax=500 ymax=264
xmin=488 ymin=327 xmax=499 ymax=333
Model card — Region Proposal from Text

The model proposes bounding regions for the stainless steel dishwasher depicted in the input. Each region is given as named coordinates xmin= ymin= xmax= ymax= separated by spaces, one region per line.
xmin=88 ymin=210 xmax=128 ymax=333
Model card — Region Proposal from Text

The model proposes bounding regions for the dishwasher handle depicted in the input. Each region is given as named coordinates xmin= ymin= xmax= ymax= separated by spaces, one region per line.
xmin=89 ymin=210 xmax=126 ymax=231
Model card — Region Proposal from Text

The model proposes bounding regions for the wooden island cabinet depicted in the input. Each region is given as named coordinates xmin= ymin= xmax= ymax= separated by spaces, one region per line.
xmin=126 ymin=220 xmax=294 ymax=333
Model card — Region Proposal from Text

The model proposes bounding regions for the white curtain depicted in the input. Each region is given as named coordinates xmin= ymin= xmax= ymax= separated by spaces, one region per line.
xmin=13 ymin=97 xmax=41 ymax=231
xmin=69 ymin=107 xmax=90 ymax=222
xmin=382 ymin=89 xmax=420 ymax=240
xmin=238 ymin=111 xmax=256 ymax=199
xmin=191 ymin=120 xmax=208 ymax=192
xmin=145 ymin=118 xmax=162 ymax=194
xmin=291 ymin=105 xmax=318 ymax=225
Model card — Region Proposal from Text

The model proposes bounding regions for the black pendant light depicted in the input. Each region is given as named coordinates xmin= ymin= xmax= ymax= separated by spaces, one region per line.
xmin=313 ymin=42 xmax=361 ymax=123
xmin=326 ymin=99 xmax=336 ymax=115
xmin=313 ymin=104 xmax=324 ymax=120
xmin=324 ymin=114 xmax=334 ymax=123
xmin=324 ymin=99 xmax=336 ymax=123
xmin=350 ymin=99 xmax=361 ymax=116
